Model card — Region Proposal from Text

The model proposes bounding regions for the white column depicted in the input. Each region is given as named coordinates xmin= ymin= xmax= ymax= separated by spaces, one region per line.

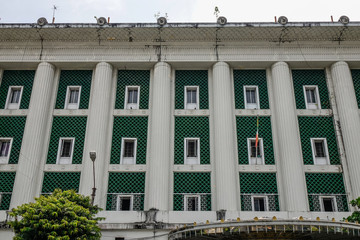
xmin=11 ymin=62 xmax=56 ymax=208
xmin=271 ymin=62 xmax=308 ymax=211
xmin=79 ymin=62 xmax=113 ymax=207
xmin=147 ymin=62 xmax=171 ymax=210
xmin=0 ymin=69 xmax=3 ymax=83
xmin=212 ymin=62 xmax=239 ymax=211
xmin=331 ymin=61 xmax=360 ymax=197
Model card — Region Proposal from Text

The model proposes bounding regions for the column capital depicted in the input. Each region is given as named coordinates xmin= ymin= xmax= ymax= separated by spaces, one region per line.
xmin=213 ymin=61 xmax=230 ymax=69
xmin=331 ymin=61 xmax=349 ymax=70
xmin=38 ymin=62 xmax=55 ymax=70
xmin=96 ymin=62 xmax=113 ymax=70
xmin=154 ymin=61 xmax=171 ymax=69
xmin=271 ymin=61 xmax=289 ymax=70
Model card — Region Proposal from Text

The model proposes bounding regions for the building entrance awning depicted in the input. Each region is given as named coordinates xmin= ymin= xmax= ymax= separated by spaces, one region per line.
xmin=168 ymin=219 xmax=360 ymax=239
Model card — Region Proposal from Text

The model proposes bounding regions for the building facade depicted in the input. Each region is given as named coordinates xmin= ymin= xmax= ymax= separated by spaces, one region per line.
xmin=0 ymin=19 xmax=360 ymax=239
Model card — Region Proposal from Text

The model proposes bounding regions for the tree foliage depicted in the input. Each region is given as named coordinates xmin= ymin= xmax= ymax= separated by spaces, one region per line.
xmin=8 ymin=189 xmax=104 ymax=240
xmin=345 ymin=197 xmax=360 ymax=223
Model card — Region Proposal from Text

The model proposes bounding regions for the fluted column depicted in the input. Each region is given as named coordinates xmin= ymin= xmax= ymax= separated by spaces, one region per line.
xmin=212 ymin=62 xmax=239 ymax=210
xmin=0 ymin=69 xmax=3 ymax=83
xmin=147 ymin=62 xmax=171 ymax=210
xmin=331 ymin=62 xmax=360 ymax=197
xmin=11 ymin=62 xmax=56 ymax=208
xmin=79 ymin=62 xmax=113 ymax=207
xmin=271 ymin=62 xmax=308 ymax=211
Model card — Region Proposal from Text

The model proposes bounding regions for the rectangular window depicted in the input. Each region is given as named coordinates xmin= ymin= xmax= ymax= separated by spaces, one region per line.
xmin=320 ymin=196 xmax=337 ymax=212
xmin=120 ymin=138 xmax=137 ymax=164
xmin=243 ymin=86 xmax=259 ymax=109
xmin=247 ymin=138 xmax=264 ymax=165
xmin=65 ymin=86 xmax=81 ymax=110
xmin=0 ymin=138 xmax=12 ymax=164
xmin=116 ymin=195 xmax=133 ymax=211
xmin=252 ymin=195 xmax=268 ymax=211
xmin=56 ymin=138 xmax=75 ymax=164
xmin=5 ymin=86 xmax=23 ymax=110
xmin=184 ymin=86 xmax=199 ymax=110
xmin=311 ymin=138 xmax=329 ymax=165
xmin=184 ymin=138 xmax=200 ymax=165
xmin=303 ymin=85 xmax=321 ymax=109
xmin=125 ymin=86 xmax=140 ymax=109
xmin=184 ymin=195 xmax=200 ymax=211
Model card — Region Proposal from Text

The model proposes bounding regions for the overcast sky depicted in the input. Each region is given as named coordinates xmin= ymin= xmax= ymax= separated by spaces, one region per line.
xmin=0 ymin=0 xmax=359 ymax=24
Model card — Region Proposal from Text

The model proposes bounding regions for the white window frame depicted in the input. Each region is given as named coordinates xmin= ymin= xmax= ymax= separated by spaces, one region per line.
xmin=310 ymin=138 xmax=330 ymax=165
xmin=120 ymin=138 xmax=137 ymax=165
xmin=5 ymin=86 xmax=23 ymax=110
xmin=56 ymin=137 xmax=75 ymax=164
xmin=124 ymin=86 xmax=140 ymax=109
xmin=303 ymin=85 xmax=321 ymax=110
xmin=243 ymin=85 xmax=260 ymax=109
xmin=184 ymin=138 xmax=200 ymax=165
xmin=251 ymin=195 xmax=268 ymax=212
xmin=184 ymin=195 xmax=200 ymax=211
xmin=65 ymin=86 xmax=82 ymax=110
xmin=184 ymin=86 xmax=199 ymax=110
xmin=247 ymin=138 xmax=264 ymax=165
xmin=116 ymin=195 xmax=133 ymax=211
xmin=0 ymin=138 xmax=13 ymax=164
xmin=319 ymin=196 xmax=337 ymax=212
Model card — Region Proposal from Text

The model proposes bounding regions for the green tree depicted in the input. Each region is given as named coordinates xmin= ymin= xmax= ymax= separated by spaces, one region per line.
xmin=345 ymin=197 xmax=360 ymax=223
xmin=8 ymin=189 xmax=104 ymax=240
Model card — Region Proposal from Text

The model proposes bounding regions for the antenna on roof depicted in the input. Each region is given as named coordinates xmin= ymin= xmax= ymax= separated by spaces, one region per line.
xmin=52 ymin=5 xmax=58 ymax=24
xmin=214 ymin=6 xmax=220 ymax=18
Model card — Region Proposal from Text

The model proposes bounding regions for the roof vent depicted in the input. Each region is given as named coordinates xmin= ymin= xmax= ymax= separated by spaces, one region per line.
xmin=157 ymin=17 xmax=167 ymax=26
xmin=97 ymin=17 xmax=107 ymax=26
xmin=278 ymin=16 xmax=288 ymax=25
xmin=217 ymin=16 xmax=227 ymax=25
xmin=339 ymin=15 xmax=350 ymax=25
xmin=37 ymin=17 xmax=48 ymax=26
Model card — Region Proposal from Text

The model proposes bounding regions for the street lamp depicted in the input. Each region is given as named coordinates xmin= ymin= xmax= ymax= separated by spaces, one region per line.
xmin=89 ymin=151 xmax=96 ymax=205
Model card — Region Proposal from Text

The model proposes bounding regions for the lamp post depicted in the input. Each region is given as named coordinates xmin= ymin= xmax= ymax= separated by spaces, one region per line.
xmin=89 ymin=151 xmax=96 ymax=205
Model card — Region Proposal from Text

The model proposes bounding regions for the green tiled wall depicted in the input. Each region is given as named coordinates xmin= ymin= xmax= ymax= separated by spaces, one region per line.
xmin=107 ymin=172 xmax=145 ymax=210
xmin=41 ymin=172 xmax=81 ymax=193
xmin=305 ymin=173 xmax=348 ymax=211
xmin=292 ymin=70 xmax=330 ymax=109
xmin=0 ymin=70 xmax=35 ymax=109
xmin=0 ymin=172 xmax=16 ymax=210
xmin=233 ymin=70 xmax=269 ymax=109
xmin=174 ymin=117 xmax=210 ymax=164
xmin=351 ymin=70 xmax=360 ymax=108
xmin=240 ymin=173 xmax=278 ymax=194
xmin=239 ymin=172 xmax=279 ymax=211
xmin=46 ymin=117 xmax=87 ymax=164
xmin=236 ymin=116 xmax=274 ymax=164
xmin=115 ymin=70 xmax=150 ymax=109
xmin=174 ymin=172 xmax=211 ymax=211
xmin=0 ymin=117 xmax=26 ymax=164
xmin=298 ymin=117 xmax=340 ymax=165
xmin=111 ymin=117 xmax=148 ymax=164
xmin=175 ymin=70 xmax=209 ymax=109
xmin=107 ymin=172 xmax=145 ymax=193
xmin=55 ymin=70 xmax=92 ymax=109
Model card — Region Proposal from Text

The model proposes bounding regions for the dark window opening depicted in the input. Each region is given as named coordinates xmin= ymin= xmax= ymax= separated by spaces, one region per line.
xmin=253 ymin=197 xmax=266 ymax=211
xmin=187 ymin=140 xmax=198 ymax=157
xmin=119 ymin=197 xmax=131 ymax=211
xmin=323 ymin=198 xmax=335 ymax=212
xmin=186 ymin=196 xmax=199 ymax=211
